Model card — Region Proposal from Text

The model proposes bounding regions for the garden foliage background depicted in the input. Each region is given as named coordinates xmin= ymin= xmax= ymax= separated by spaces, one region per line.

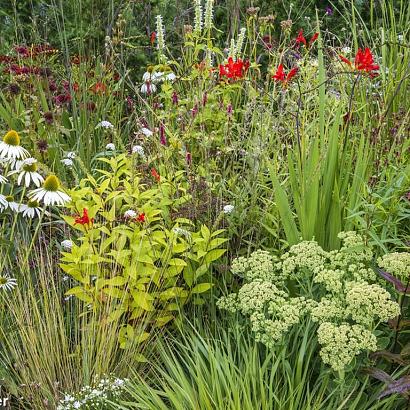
xmin=0 ymin=0 xmax=409 ymax=409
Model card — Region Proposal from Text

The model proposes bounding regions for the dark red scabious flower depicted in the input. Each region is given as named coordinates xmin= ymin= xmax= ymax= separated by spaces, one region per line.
xmin=159 ymin=122 xmax=167 ymax=145
xmin=136 ymin=212 xmax=145 ymax=223
xmin=63 ymin=80 xmax=79 ymax=92
xmin=74 ymin=208 xmax=94 ymax=227
xmin=172 ymin=90 xmax=178 ymax=105
xmin=86 ymin=101 xmax=96 ymax=111
xmin=150 ymin=32 xmax=156 ymax=46
xmin=202 ymin=92 xmax=208 ymax=107
xmin=262 ymin=35 xmax=273 ymax=50
xmin=191 ymin=104 xmax=198 ymax=118
xmin=339 ymin=48 xmax=379 ymax=76
xmin=151 ymin=168 xmax=161 ymax=182
xmin=15 ymin=45 xmax=30 ymax=58
xmin=44 ymin=111 xmax=54 ymax=125
xmin=90 ymin=81 xmax=107 ymax=94
xmin=219 ymin=57 xmax=250 ymax=81
xmin=0 ymin=55 xmax=15 ymax=64
xmin=186 ymin=151 xmax=192 ymax=165
xmin=36 ymin=139 xmax=48 ymax=153
xmin=54 ymin=93 xmax=71 ymax=106
xmin=8 ymin=83 xmax=20 ymax=95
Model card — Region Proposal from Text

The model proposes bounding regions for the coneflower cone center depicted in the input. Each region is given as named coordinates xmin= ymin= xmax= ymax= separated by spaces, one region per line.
xmin=43 ymin=175 xmax=60 ymax=191
xmin=27 ymin=199 xmax=39 ymax=208
xmin=0 ymin=277 xmax=6 ymax=285
xmin=23 ymin=163 xmax=37 ymax=172
xmin=3 ymin=130 xmax=20 ymax=146
xmin=5 ymin=195 xmax=14 ymax=202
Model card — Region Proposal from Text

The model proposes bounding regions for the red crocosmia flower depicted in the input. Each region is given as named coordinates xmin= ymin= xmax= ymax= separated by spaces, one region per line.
xmin=219 ymin=57 xmax=249 ymax=81
xmin=339 ymin=48 xmax=379 ymax=76
xmin=74 ymin=208 xmax=94 ymax=227
xmin=272 ymin=64 xmax=298 ymax=85
xmin=286 ymin=67 xmax=298 ymax=81
xmin=296 ymin=30 xmax=307 ymax=47
xmin=339 ymin=54 xmax=352 ymax=67
xmin=150 ymin=32 xmax=156 ymax=46
xmin=151 ymin=168 xmax=160 ymax=182
xmin=90 ymin=82 xmax=107 ymax=94
xmin=136 ymin=213 xmax=145 ymax=223
xmin=309 ymin=33 xmax=319 ymax=47
xmin=272 ymin=64 xmax=286 ymax=82
xmin=354 ymin=48 xmax=379 ymax=73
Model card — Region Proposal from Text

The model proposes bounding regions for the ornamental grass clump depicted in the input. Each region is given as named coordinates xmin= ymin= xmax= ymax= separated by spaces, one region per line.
xmin=218 ymin=231 xmax=400 ymax=375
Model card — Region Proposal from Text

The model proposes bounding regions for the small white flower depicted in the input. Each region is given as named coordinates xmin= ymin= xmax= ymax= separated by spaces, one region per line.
xmin=223 ymin=204 xmax=234 ymax=214
xmin=61 ymin=240 xmax=74 ymax=250
xmin=8 ymin=157 xmax=44 ymax=187
xmin=105 ymin=143 xmax=116 ymax=151
xmin=97 ymin=120 xmax=114 ymax=129
xmin=66 ymin=151 xmax=76 ymax=159
xmin=73 ymin=401 xmax=81 ymax=409
xmin=61 ymin=158 xmax=74 ymax=167
xmin=124 ymin=209 xmax=137 ymax=219
xmin=141 ymin=127 xmax=153 ymax=137
xmin=309 ymin=59 xmax=319 ymax=68
xmin=0 ymin=274 xmax=17 ymax=291
xmin=140 ymin=82 xmax=157 ymax=95
xmin=398 ymin=34 xmax=404 ymax=42
xmin=132 ymin=145 xmax=145 ymax=156
xmin=341 ymin=46 xmax=351 ymax=54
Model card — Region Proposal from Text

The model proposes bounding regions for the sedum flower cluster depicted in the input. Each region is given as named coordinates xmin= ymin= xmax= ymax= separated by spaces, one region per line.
xmin=57 ymin=374 xmax=128 ymax=409
xmin=218 ymin=232 xmax=400 ymax=372
xmin=377 ymin=252 xmax=410 ymax=281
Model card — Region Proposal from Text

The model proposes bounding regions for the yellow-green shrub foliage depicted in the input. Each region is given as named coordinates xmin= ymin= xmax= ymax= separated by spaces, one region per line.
xmin=218 ymin=232 xmax=400 ymax=373
xmin=60 ymin=154 xmax=227 ymax=348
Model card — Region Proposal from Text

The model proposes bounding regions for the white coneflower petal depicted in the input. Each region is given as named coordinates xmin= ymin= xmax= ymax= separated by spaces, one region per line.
xmin=28 ymin=175 xmax=70 ymax=206
xmin=0 ymin=173 xmax=7 ymax=184
xmin=142 ymin=71 xmax=151 ymax=82
xmin=0 ymin=274 xmax=17 ymax=291
xmin=0 ymin=194 xmax=8 ymax=210
xmin=0 ymin=130 xmax=29 ymax=160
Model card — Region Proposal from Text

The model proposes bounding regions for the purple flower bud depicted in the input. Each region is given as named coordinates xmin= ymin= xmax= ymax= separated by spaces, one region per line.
xmin=172 ymin=91 xmax=178 ymax=105
xmin=160 ymin=122 xmax=167 ymax=145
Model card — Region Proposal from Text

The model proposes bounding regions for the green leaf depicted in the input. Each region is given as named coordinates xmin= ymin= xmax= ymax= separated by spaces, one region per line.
xmin=191 ymin=283 xmax=213 ymax=294
xmin=204 ymin=249 xmax=226 ymax=264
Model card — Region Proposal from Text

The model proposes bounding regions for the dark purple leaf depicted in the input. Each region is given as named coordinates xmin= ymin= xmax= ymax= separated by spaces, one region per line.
xmin=370 ymin=350 xmax=407 ymax=365
xmin=376 ymin=268 xmax=409 ymax=293
xmin=363 ymin=367 xmax=393 ymax=384
xmin=379 ymin=376 xmax=410 ymax=398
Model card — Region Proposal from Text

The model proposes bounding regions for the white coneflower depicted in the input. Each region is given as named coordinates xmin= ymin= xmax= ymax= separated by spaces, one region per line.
xmin=151 ymin=71 xmax=165 ymax=83
xmin=140 ymin=82 xmax=157 ymax=95
xmin=156 ymin=15 xmax=165 ymax=51
xmin=3 ymin=195 xmax=22 ymax=213
xmin=8 ymin=157 xmax=44 ymax=187
xmin=204 ymin=0 xmax=214 ymax=31
xmin=132 ymin=145 xmax=145 ymax=157
xmin=61 ymin=158 xmax=73 ymax=167
xmin=105 ymin=143 xmax=116 ymax=151
xmin=193 ymin=0 xmax=203 ymax=35
xmin=235 ymin=27 xmax=246 ymax=58
xmin=229 ymin=38 xmax=237 ymax=60
xmin=0 ymin=130 xmax=29 ymax=160
xmin=141 ymin=127 xmax=153 ymax=137
xmin=97 ymin=120 xmax=114 ymax=129
xmin=61 ymin=239 xmax=74 ymax=251
xmin=66 ymin=151 xmax=76 ymax=159
xmin=0 ymin=194 xmax=7 ymax=210
xmin=0 ymin=173 xmax=7 ymax=184
xmin=21 ymin=199 xmax=45 ymax=218
xmin=124 ymin=209 xmax=137 ymax=219
xmin=29 ymin=175 xmax=71 ymax=206
xmin=165 ymin=72 xmax=176 ymax=82
xmin=223 ymin=204 xmax=234 ymax=214
xmin=0 ymin=274 xmax=17 ymax=291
